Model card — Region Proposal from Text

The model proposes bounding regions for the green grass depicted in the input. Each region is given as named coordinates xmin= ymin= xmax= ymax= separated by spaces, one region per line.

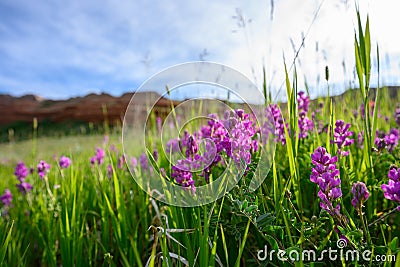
xmin=0 ymin=134 xmax=114 ymax=163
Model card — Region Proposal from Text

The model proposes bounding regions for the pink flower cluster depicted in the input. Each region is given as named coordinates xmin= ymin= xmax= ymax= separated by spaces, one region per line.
xmin=165 ymin=109 xmax=258 ymax=193
xmin=310 ymin=147 xmax=342 ymax=217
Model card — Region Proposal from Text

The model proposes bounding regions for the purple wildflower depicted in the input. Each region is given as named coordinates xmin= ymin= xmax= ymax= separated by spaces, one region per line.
xmin=310 ymin=147 xmax=342 ymax=217
xmin=166 ymin=138 xmax=181 ymax=154
xmin=388 ymin=168 xmax=400 ymax=181
xmin=252 ymin=139 xmax=259 ymax=152
xmin=351 ymin=182 xmax=370 ymax=213
xmin=333 ymin=120 xmax=354 ymax=156
xmin=382 ymin=181 xmax=400 ymax=204
xmin=315 ymin=102 xmax=323 ymax=114
xmin=59 ymin=156 xmax=71 ymax=169
xmin=107 ymin=164 xmax=113 ymax=178
xmin=357 ymin=132 xmax=364 ymax=149
xmin=297 ymin=91 xmax=310 ymax=112
xmin=228 ymin=113 xmax=256 ymax=166
xmin=374 ymin=130 xmax=386 ymax=151
xmin=96 ymin=148 xmax=105 ymax=164
xmin=160 ymin=168 xmax=167 ymax=178
xmin=235 ymin=109 xmax=247 ymax=119
xmin=208 ymin=109 xmax=256 ymax=167
xmin=170 ymin=109 xmax=257 ymax=186
xmin=198 ymin=114 xmax=226 ymax=154
xmin=263 ymin=104 xmax=286 ymax=145
xmin=384 ymin=129 xmax=399 ymax=152
xmin=353 ymin=109 xmax=359 ymax=118
xmin=360 ymin=104 xmax=365 ymax=119
xmin=37 ymin=160 xmax=51 ymax=179
xmin=90 ymin=148 xmax=105 ymax=165
xmin=375 ymin=129 xmax=399 ymax=152
xmin=131 ymin=157 xmax=137 ymax=168
xmin=298 ymin=111 xmax=314 ymax=138
xmin=185 ymin=135 xmax=198 ymax=158
xmin=381 ymin=167 xmax=400 ymax=211
xmin=139 ymin=153 xmax=149 ymax=171
xmin=395 ymin=108 xmax=400 ymax=126
xmin=109 ymin=144 xmax=119 ymax=154
xmin=199 ymin=140 xmax=219 ymax=182
xmin=16 ymin=181 xmax=33 ymax=194
xmin=171 ymin=164 xmax=196 ymax=194
xmin=180 ymin=130 xmax=190 ymax=148
xmin=0 ymin=189 xmax=12 ymax=206
xmin=14 ymin=162 xmax=29 ymax=181
xmin=117 ymin=155 xmax=126 ymax=169
xmin=153 ymin=149 xmax=159 ymax=162
xmin=171 ymin=155 xmax=204 ymax=173
xmin=360 ymin=102 xmax=375 ymax=120
xmin=315 ymin=119 xmax=327 ymax=134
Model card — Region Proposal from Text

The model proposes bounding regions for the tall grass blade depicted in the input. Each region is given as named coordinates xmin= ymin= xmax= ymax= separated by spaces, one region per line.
xmin=0 ymin=220 xmax=14 ymax=265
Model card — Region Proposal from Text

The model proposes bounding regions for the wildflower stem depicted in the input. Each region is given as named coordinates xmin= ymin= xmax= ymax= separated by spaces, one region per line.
xmin=287 ymin=197 xmax=302 ymax=223
xmin=360 ymin=212 xmax=371 ymax=245
xmin=166 ymin=85 xmax=179 ymax=131
xmin=367 ymin=207 xmax=398 ymax=227
xmin=44 ymin=176 xmax=54 ymax=199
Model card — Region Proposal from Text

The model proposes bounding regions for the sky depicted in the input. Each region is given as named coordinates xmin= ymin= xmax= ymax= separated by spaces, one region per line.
xmin=0 ymin=0 xmax=399 ymax=100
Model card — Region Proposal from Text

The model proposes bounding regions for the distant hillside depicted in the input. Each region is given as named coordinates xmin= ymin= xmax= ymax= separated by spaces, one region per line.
xmin=328 ymin=86 xmax=399 ymax=103
xmin=1 ymin=87 xmax=399 ymax=126
xmin=0 ymin=92 xmax=178 ymax=126
xmin=0 ymin=86 xmax=398 ymax=143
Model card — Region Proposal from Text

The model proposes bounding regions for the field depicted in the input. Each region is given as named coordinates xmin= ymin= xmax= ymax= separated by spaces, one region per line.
xmin=1 ymin=12 xmax=400 ymax=267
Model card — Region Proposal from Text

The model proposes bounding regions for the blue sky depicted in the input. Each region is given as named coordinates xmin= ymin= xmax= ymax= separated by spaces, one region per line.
xmin=0 ymin=0 xmax=399 ymax=100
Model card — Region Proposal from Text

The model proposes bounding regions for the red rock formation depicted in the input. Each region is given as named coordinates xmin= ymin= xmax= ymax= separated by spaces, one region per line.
xmin=0 ymin=92 xmax=179 ymax=126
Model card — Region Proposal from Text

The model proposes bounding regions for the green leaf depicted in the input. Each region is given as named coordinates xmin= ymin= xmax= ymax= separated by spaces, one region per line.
xmin=364 ymin=16 xmax=371 ymax=88
xmin=356 ymin=9 xmax=366 ymax=72
xmin=0 ymin=221 xmax=14 ymax=264
xmin=354 ymin=39 xmax=365 ymax=98
xmin=256 ymin=213 xmax=276 ymax=229
xmin=234 ymin=218 xmax=251 ymax=267
xmin=244 ymin=205 xmax=258 ymax=213
xmin=390 ymin=237 xmax=398 ymax=251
